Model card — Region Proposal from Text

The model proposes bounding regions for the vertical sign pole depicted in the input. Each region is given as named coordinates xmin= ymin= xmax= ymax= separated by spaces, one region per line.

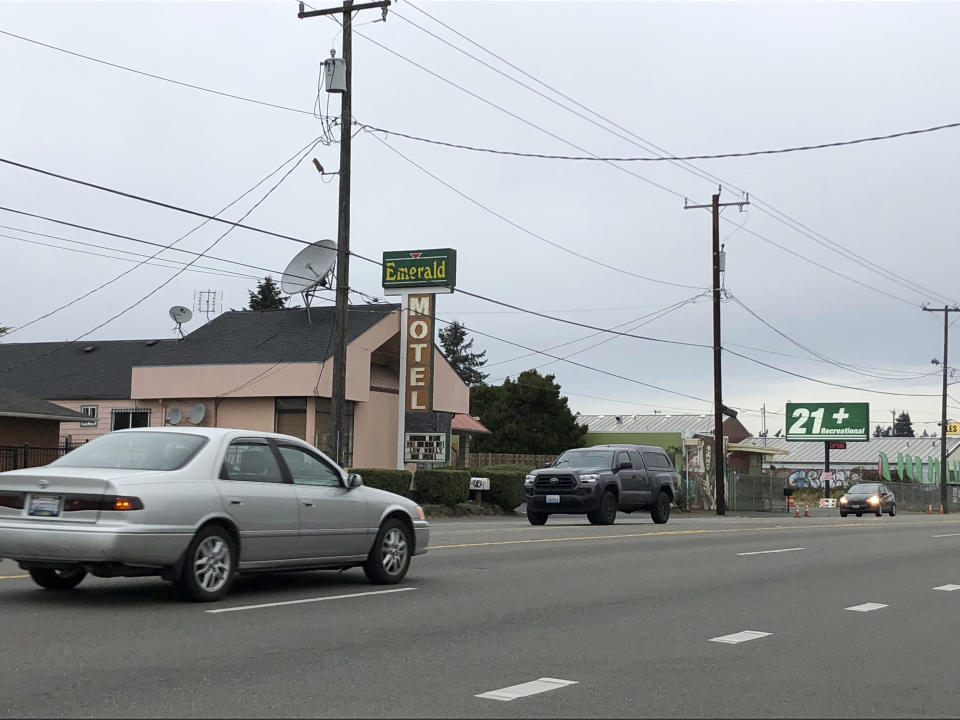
xmin=940 ymin=306 xmax=949 ymax=514
xmin=712 ymin=193 xmax=725 ymax=516
xmin=396 ymin=292 xmax=409 ymax=470
xmin=824 ymin=441 xmax=831 ymax=500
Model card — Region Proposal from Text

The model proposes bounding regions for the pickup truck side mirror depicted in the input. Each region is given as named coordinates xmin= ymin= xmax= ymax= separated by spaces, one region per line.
xmin=617 ymin=462 xmax=632 ymax=471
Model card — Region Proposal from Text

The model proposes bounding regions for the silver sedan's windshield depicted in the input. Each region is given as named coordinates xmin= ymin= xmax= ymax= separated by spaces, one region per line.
xmin=50 ymin=432 xmax=208 ymax=471
xmin=552 ymin=450 xmax=615 ymax=469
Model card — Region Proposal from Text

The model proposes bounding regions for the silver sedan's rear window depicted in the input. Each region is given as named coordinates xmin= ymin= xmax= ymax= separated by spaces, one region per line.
xmin=50 ymin=432 xmax=208 ymax=471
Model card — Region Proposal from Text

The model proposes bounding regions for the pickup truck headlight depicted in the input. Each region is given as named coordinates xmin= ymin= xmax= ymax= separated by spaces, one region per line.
xmin=524 ymin=474 xmax=536 ymax=486
xmin=579 ymin=474 xmax=600 ymax=484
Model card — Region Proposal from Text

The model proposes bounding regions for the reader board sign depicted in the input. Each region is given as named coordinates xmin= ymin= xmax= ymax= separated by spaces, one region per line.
xmin=405 ymin=433 xmax=446 ymax=463
xmin=785 ymin=403 xmax=869 ymax=442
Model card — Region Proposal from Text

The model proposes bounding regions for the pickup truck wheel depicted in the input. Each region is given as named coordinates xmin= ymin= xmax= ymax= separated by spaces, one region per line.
xmin=587 ymin=510 xmax=602 ymax=524
xmin=651 ymin=491 xmax=671 ymax=524
xmin=597 ymin=491 xmax=618 ymax=525
xmin=527 ymin=509 xmax=548 ymax=525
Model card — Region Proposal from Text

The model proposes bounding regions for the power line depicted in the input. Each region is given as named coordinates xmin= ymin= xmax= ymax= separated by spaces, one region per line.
xmin=0 ymin=28 xmax=321 ymax=119
xmin=0 ymin=135 xmax=323 ymax=337
xmin=0 ymin=141 xmax=318 ymax=374
xmin=365 ymin=130 xmax=706 ymax=291
xmin=724 ymin=347 xmax=941 ymax=398
xmin=396 ymin=2 xmax=957 ymax=308
xmin=723 ymin=339 xmax=938 ymax=378
xmin=359 ymin=120 xmax=960 ymax=163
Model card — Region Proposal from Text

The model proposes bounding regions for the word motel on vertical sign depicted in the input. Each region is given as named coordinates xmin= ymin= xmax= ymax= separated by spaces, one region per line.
xmin=406 ymin=294 xmax=435 ymax=412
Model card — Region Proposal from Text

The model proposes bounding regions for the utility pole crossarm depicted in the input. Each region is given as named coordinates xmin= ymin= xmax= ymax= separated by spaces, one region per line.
xmin=298 ymin=0 xmax=390 ymax=18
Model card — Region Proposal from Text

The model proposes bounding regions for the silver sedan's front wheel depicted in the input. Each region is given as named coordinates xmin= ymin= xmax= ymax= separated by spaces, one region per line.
xmin=175 ymin=525 xmax=237 ymax=602
xmin=364 ymin=519 xmax=412 ymax=585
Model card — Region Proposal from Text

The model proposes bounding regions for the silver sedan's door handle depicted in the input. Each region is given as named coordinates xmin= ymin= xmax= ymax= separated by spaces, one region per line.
xmin=301 ymin=500 xmax=316 ymax=507
xmin=228 ymin=498 xmax=243 ymax=505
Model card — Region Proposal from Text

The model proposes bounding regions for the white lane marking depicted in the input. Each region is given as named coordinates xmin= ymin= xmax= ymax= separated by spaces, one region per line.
xmin=476 ymin=678 xmax=578 ymax=702
xmin=845 ymin=603 xmax=888 ymax=612
xmin=709 ymin=631 xmax=771 ymax=644
xmin=736 ymin=547 xmax=805 ymax=556
xmin=933 ymin=584 xmax=960 ymax=592
xmin=932 ymin=533 xmax=960 ymax=538
xmin=206 ymin=587 xmax=417 ymax=614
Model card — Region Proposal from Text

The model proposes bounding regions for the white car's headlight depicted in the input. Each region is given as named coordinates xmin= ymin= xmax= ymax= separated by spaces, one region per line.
xmin=524 ymin=474 xmax=536 ymax=486
xmin=414 ymin=506 xmax=426 ymax=520
xmin=579 ymin=474 xmax=600 ymax=483
xmin=868 ymin=496 xmax=880 ymax=505
xmin=839 ymin=496 xmax=848 ymax=504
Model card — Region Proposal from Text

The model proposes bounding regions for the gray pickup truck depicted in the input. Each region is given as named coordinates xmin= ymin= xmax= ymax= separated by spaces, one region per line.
xmin=522 ymin=444 xmax=680 ymax=526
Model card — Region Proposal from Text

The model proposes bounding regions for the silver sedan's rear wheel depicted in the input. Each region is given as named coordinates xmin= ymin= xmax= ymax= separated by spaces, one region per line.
xmin=364 ymin=518 xmax=411 ymax=585
xmin=175 ymin=525 xmax=237 ymax=602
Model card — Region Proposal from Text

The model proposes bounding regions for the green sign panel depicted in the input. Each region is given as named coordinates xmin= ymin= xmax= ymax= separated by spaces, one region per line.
xmin=382 ymin=248 xmax=457 ymax=290
xmin=785 ymin=402 xmax=869 ymax=442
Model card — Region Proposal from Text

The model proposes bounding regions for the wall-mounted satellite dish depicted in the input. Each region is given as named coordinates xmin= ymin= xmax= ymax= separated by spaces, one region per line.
xmin=166 ymin=406 xmax=183 ymax=426
xmin=280 ymin=239 xmax=337 ymax=323
xmin=169 ymin=305 xmax=193 ymax=337
xmin=187 ymin=403 xmax=206 ymax=425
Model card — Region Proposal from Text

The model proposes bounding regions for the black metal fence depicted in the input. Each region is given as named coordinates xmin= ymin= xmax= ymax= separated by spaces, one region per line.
xmin=0 ymin=443 xmax=78 ymax=472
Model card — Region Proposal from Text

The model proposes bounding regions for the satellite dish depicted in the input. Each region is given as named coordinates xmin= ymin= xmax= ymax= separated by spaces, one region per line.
xmin=187 ymin=403 xmax=206 ymax=425
xmin=169 ymin=305 xmax=193 ymax=338
xmin=166 ymin=406 xmax=183 ymax=426
xmin=169 ymin=306 xmax=193 ymax=324
xmin=281 ymin=240 xmax=337 ymax=323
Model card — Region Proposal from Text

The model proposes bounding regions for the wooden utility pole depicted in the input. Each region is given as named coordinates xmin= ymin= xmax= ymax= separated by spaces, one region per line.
xmin=298 ymin=0 xmax=390 ymax=465
xmin=923 ymin=304 xmax=960 ymax=514
xmin=685 ymin=190 xmax=748 ymax=515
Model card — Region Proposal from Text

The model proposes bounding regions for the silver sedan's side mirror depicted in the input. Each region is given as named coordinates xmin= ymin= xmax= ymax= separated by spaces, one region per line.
xmin=346 ymin=473 xmax=363 ymax=490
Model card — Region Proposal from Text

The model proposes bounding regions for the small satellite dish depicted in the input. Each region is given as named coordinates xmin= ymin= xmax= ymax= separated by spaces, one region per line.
xmin=166 ymin=406 xmax=183 ymax=426
xmin=169 ymin=305 xmax=193 ymax=338
xmin=169 ymin=306 xmax=193 ymax=324
xmin=187 ymin=403 xmax=206 ymax=425
xmin=281 ymin=240 xmax=337 ymax=323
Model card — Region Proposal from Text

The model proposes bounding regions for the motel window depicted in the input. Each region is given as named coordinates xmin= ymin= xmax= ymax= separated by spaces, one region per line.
xmin=275 ymin=397 xmax=307 ymax=441
xmin=79 ymin=405 xmax=98 ymax=427
xmin=110 ymin=408 xmax=151 ymax=431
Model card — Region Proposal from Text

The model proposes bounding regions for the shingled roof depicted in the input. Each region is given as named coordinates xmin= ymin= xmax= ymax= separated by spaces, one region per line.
xmin=0 ymin=304 xmax=398 ymax=400
xmin=0 ymin=386 xmax=83 ymax=421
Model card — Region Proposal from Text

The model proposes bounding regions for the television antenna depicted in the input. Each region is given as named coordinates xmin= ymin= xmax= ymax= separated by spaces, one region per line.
xmin=168 ymin=305 xmax=193 ymax=337
xmin=194 ymin=289 xmax=222 ymax=322
xmin=280 ymin=239 xmax=337 ymax=323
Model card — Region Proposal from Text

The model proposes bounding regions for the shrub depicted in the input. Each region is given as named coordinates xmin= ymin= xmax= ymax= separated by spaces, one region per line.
xmin=415 ymin=469 xmax=470 ymax=507
xmin=476 ymin=471 xmax=526 ymax=512
xmin=349 ymin=468 xmax=412 ymax=497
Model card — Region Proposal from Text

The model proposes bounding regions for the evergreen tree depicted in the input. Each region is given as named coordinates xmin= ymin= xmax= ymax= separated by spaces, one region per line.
xmin=873 ymin=425 xmax=884 ymax=438
xmin=438 ymin=320 xmax=488 ymax=386
xmin=248 ymin=276 xmax=288 ymax=310
xmin=894 ymin=412 xmax=915 ymax=438
xmin=469 ymin=369 xmax=587 ymax=454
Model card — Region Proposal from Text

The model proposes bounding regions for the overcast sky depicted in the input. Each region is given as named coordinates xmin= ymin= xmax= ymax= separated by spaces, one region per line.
xmin=1 ymin=0 xmax=958 ymax=436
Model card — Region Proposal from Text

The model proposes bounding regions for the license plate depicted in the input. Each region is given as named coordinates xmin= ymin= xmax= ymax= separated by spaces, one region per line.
xmin=28 ymin=495 xmax=62 ymax=517
xmin=546 ymin=494 xmax=560 ymax=504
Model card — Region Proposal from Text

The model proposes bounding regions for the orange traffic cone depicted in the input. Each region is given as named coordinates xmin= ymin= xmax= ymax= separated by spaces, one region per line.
xmin=928 ymin=504 xmax=933 ymax=514
xmin=940 ymin=504 xmax=945 ymax=515
xmin=804 ymin=506 xmax=811 ymax=517
xmin=795 ymin=506 xmax=801 ymax=518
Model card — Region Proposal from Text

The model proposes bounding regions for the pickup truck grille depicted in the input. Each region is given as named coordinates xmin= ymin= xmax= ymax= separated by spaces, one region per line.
xmin=535 ymin=475 xmax=577 ymax=490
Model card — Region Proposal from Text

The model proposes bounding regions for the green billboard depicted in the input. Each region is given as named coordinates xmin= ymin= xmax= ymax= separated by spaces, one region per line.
xmin=382 ymin=249 xmax=457 ymax=290
xmin=785 ymin=402 xmax=869 ymax=442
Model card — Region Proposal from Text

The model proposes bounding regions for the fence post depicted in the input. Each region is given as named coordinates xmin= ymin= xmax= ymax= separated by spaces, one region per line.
xmin=22 ymin=443 xmax=30 ymax=469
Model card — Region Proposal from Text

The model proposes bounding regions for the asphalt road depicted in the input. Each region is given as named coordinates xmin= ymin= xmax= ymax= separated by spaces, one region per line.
xmin=3 ymin=510 xmax=960 ymax=718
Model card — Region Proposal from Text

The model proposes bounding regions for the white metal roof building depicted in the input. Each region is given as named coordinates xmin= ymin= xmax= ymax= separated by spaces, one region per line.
xmin=577 ymin=413 xmax=727 ymax=436
xmin=737 ymin=436 xmax=960 ymax=468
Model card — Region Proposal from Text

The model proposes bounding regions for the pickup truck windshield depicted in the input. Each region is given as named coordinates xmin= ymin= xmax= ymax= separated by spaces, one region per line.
xmin=552 ymin=449 xmax=615 ymax=470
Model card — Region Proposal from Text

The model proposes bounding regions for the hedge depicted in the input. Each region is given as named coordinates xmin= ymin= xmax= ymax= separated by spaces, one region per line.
xmin=415 ymin=469 xmax=470 ymax=507
xmin=349 ymin=468 xmax=413 ymax=497
xmin=477 ymin=471 xmax=526 ymax=512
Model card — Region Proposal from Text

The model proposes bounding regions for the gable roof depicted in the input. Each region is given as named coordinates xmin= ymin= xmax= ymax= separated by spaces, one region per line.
xmin=0 ymin=386 xmax=83 ymax=421
xmin=0 ymin=304 xmax=398 ymax=400
xmin=578 ymin=413 xmax=747 ymax=438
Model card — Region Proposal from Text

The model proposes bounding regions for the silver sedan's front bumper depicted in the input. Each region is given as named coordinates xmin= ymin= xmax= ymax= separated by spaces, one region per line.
xmin=413 ymin=520 xmax=429 ymax=555
xmin=0 ymin=520 xmax=192 ymax=568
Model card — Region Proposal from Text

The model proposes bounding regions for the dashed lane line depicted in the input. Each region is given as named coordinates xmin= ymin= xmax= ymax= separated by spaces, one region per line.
xmin=476 ymin=678 xmax=578 ymax=701
xmin=737 ymin=547 xmax=805 ymax=556
xmin=709 ymin=631 xmax=771 ymax=644
xmin=845 ymin=603 xmax=889 ymax=612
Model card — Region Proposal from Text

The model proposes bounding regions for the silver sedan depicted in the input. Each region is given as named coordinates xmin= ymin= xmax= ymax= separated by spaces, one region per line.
xmin=0 ymin=427 xmax=428 ymax=601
